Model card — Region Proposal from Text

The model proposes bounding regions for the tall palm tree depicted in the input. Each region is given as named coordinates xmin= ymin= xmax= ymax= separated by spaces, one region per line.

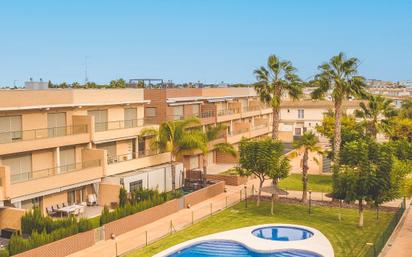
xmin=292 ymin=131 xmax=322 ymax=203
xmin=311 ymin=52 xmax=367 ymax=168
xmin=254 ymin=55 xmax=303 ymax=139
xmin=202 ymin=124 xmax=237 ymax=185
xmin=354 ymin=95 xmax=396 ymax=139
xmin=141 ymin=117 xmax=207 ymax=191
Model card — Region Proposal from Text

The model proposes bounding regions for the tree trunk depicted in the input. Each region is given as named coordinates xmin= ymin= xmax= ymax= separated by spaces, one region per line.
xmin=202 ymin=154 xmax=207 ymax=187
xmin=333 ymin=99 xmax=343 ymax=174
xmin=271 ymin=179 xmax=278 ymax=215
xmin=302 ymin=149 xmax=309 ymax=204
xmin=371 ymin=119 xmax=378 ymax=140
xmin=272 ymin=106 xmax=280 ymax=140
xmin=257 ymin=179 xmax=264 ymax=207
xmin=171 ymin=155 xmax=176 ymax=192
xmin=358 ymin=199 xmax=364 ymax=227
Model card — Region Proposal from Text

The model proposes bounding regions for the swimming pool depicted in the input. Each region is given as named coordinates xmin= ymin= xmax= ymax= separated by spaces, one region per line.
xmin=153 ymin=224 xmax=334 ymax=257
xmin=252 ymin=226 xmax=314 ymax=241
xmin=166 ymin=240 xmax=322 ymax=257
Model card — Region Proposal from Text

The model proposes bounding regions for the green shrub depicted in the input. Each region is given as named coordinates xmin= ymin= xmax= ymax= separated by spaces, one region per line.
xmin=0 ymin=249 xmax=9 ymax=257
xmin=78 ymin=218 xmax=93 ymax=232
xmin=119 ymin=187 xmax=128 ymax=207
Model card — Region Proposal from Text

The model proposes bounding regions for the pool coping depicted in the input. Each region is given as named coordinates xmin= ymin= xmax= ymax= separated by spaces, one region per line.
xmin=152 ymin=223 xmax=334 ymax=257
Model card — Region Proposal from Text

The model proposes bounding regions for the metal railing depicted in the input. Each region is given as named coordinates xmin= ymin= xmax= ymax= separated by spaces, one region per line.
xmin=359 ymin=199 xmax=406 ymax=257
xmin=10 ymin=159 xmax=101 ymax=184
xmin=217 ymin=108 xmax=240 ymax=116
xmin=242 ymin=106 xmax=261 ymax=113
xmin=94 ymin=118 xmax=156 ymax=132
xmin=197 ymin=110 xmax=215 ymax=119
xmin=0 ymin=124 xmax=88 ymax=144
xmin=107 ymin=150 xmax=162 ymax=164
xmin=252 ymin=123 xmax=269 ymax=130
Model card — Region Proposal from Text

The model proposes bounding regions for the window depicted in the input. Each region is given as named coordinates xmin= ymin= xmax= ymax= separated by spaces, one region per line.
xmin=130 ymin=180 xmax=143 ymax=192
xmin=145 ymin=107 xmax=156 ymax=117
xmin=97 ymin=142 xmax=117 ymax=164
xmin=124 ymin=108 xmax=137 ymax=128
xmin=294 ymin=128 xmax=302 ymax=135
xmin=88 ymin=110 xmax=108 ymax=132
xmin=21 ymin=197 xmax=42 ymax=210
xmin=48 ymin=113 xmax=67 ymax=137
xmin=68 ymin=190 xmax=76 ymax=205
xmin=192 ymin=104 xmax=200 ymax=116
xmin=173 ymin=106 xmax=184 ymax=120
xmin=298 ymin=109 xmax=304 ymax=119
xmin=0 ymin=115 xmax=22 ymax=143
xmin=2 ymin=154 xmax=32 ymax=183
xmin=60 ymin=146 xmax=76 ymax=173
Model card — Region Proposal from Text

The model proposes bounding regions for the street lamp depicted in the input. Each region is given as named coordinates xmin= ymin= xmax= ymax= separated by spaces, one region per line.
xmin=111 ymin=233 xmax=118 ymax=257
xmin=244 ymin=185 xmax=248 ymax=208
xmin=308 ymin=190 xmax=312 ymax=215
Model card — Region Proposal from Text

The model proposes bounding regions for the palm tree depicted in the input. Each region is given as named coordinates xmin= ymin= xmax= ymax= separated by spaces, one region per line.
xmin=354 ymin=95 xmax=396 ymax=139
xmin=292 ymin=131 xmax=322 ymax=203
xmin=140 ymin=117 xmax=207 ymax=191
xmin=202 ymin=124 xmax=237 ymax=185
xmin=254 ymin=55 xmax=303 ymax=139
xmin=311 ymin=52 xmax=367 ymax=168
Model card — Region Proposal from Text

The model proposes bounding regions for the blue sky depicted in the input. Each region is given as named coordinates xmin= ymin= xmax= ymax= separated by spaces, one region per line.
xmin=0 ymin=0 xmax=411 ymax=86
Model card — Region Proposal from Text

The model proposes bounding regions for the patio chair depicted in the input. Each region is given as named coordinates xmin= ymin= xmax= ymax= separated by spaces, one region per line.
xmin=87 ymin=194 xmax=97 ymax=206
xmin=46 ymin=207 xmax=56 ymax=217
xmin=62 ymin=203 xmax=66 ymax=207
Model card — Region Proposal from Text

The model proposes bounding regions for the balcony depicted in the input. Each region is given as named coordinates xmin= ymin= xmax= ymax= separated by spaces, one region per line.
xmin=226 ymin=127 xmax=250 ymax=144
xmin=216 ymin=108 xmax=241 ymax=122
xmin=0 ymin=125 xmax=90 ymax=155
xmin=92 ymin=118 xmax=158 ymax=142
xmin=250 ymin=124 xmax=271 ymax=138
xmin=106 ymin=150 xmax=171 ymax=176
xmin=196 ymin=110 xmax=216 ymax=124
xmin=0 ymin=150 xmax=105 ymax=200
xmin=241 ymin=106 xmax=261 ymax=118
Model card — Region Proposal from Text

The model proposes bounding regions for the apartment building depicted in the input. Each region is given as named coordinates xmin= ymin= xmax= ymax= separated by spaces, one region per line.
xmin=0 ymin=89 xmax=183 ymax=228
xmin=143 ymin=87 xmax=274 ymax=172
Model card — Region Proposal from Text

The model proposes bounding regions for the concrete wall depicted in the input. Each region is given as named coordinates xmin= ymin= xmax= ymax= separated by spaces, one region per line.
xmin=0 ymin=207 xmax=26 ymax=230
xmin=98 ymin=182 xmax=121 ymax=207
xmin=183 ymin=181 xmax=225 ymax=207
xmin=12 ymin=229 xmax=95 ymax=257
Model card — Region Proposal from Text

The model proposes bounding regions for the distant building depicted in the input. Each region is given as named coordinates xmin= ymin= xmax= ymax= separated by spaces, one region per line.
xmin=24 ymin=78 xmax=48 ymax=90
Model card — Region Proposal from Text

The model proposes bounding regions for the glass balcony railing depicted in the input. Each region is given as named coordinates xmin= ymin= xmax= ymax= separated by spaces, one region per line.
xmin=217 ymin=108 xmax=240 ymax=116
xmin=107 ymin=149 xmax=162 ymax=164
xmin=10 ymin=159 xmax=101 ymax=184
xmin=94 ymin=118 xmax=156 ymax=132
xmin=0 ymin=125 xmax=88 ymax=144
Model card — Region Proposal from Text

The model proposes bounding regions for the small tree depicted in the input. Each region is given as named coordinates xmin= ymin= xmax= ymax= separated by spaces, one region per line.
xmin=119 ymin=187 xmax=127 ymax=207
xmin=292 ymin=131 xmax=323 ymax=203
xmin=237 ymin=138 xmax=289 ymax=206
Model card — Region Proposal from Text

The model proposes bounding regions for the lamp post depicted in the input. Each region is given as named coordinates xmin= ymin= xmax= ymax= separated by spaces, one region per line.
xmin=111 ymin=233 xmax=118 ymax=257
xmin=244 ymin=185 xmax=248 ymax=208
xmin=308 ymin=190 xmax=312 ymax=215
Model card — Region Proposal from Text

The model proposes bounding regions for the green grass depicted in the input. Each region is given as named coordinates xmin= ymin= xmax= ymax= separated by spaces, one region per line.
xmin=279 ymin=173 xmax=333 ymax=192
xmin=126 ymin=201 xmax=395 ymax=257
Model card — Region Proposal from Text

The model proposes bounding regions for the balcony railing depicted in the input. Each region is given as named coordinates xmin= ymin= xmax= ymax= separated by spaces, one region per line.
xmin=94 ymin=118 xmax=156 ymax=132
xmin=197 ymin=110 xmax=215 ymax=119
xmin=229 ymin=127 xmax=250 ymax=136
xmin=242 ymin=106 xmax=261 ymax=112
xmin=252 ymin=123 xmax=269 ymax=130
xmin=217 ymin=108 xmax=240 ymax=116
xmin=10 ymin=159 xmax=101 ymax=184
xmin=107 ymin=149 xmax=162 ymax=164
xmin=0 ymin=125 xmax=88 ymax=144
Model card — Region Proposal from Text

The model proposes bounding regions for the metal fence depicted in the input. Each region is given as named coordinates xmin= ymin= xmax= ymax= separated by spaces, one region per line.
xmin=358 ymin=199 xmax=406 ymax=257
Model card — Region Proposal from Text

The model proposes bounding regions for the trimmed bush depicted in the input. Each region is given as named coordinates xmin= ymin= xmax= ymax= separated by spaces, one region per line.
xmin=0 ymin=249 xmax=9 ymax=257
xmin=100 ymin=189 xmax=183 ymax=225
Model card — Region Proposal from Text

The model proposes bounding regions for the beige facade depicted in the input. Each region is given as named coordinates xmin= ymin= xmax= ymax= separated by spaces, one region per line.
xmin=0 ymin=89 xmax=176 ymax=228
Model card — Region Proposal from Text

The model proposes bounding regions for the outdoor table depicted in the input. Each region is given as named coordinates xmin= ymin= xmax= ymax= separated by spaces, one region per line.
xmin=57 ymin=205 xmax=84 ymax=217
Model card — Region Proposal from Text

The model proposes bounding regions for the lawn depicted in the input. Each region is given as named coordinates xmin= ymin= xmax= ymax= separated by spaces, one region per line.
xmin=279 ymin=173 xmax=333 ymax=192
xmin=126 ymin=201 xmax=395 ymax=257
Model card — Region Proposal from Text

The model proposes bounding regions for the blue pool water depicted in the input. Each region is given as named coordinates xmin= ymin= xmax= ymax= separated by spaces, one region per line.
xmin=252 ymin=226 xmax=314 ymax=241
xmin=166 ymin=240 xmax=322 ymax=257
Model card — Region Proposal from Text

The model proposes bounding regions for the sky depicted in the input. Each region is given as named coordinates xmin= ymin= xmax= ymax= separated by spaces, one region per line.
xmin=0 ymin=0 xmax=411 ymax=87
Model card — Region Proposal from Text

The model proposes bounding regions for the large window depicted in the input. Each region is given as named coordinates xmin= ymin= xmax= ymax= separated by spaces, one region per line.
xmin=298 ymin=109 xmax=304 ymax=119
xmin=47 ymin=112 xmax=67 ymax=137
xmin=0 ymin=115 xmax=22 ymax=143
xmin=60 ymin=146 xmax=76 ymax=173
xmin=130 ymin=180 xmax=143 ymax=192
xmin=173 ymin=106 xmax=184 ymax=120
xmin=88 ymin=110 xmax=108 ymax=132
xmin=192 ymin=104 xmax=200 ymax=116
xmin=145 ymin=107 xmax=156 ymax=117
xmin=124 ymin=108 xmax=137 ymax=128
xmin=2 ymin=154 xmax=32 ymax=183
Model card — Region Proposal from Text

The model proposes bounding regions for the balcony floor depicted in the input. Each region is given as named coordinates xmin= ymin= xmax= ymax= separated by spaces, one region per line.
xmin=81 ymin=205 xmax=104 ymax=218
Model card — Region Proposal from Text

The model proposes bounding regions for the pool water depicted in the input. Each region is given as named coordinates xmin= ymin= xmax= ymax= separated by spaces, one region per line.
xmin=166 ymin=241 xmax=322 ymax=257
xmin=252 ymin=226 xmax=314 ymax=241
